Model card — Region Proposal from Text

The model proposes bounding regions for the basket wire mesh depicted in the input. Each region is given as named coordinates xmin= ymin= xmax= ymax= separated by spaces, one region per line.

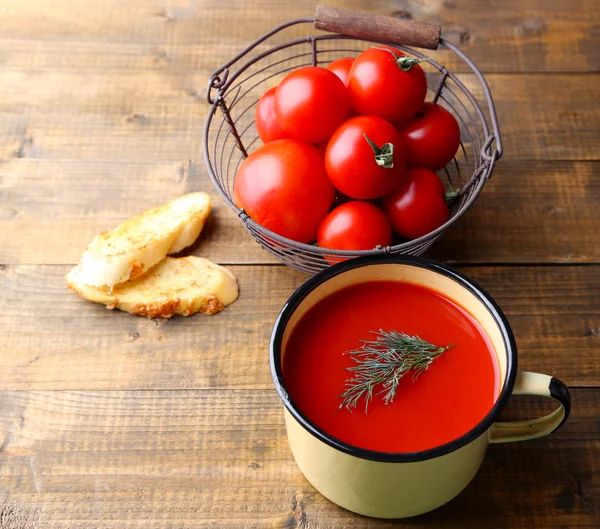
xmin=204 ymin=18 xmax=502 ymax=274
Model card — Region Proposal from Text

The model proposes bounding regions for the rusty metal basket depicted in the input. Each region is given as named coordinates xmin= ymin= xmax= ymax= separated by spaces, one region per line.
xmin=204 ymin=6 xmax=503 ymax=274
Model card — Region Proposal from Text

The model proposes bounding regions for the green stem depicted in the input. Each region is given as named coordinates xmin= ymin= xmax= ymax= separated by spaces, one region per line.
xmin=396 ymin=56 xmax=430 ymax=71
xmin=444 ymin=188 xmax=461 ymax=206
xmin=363 ymin=133 xmax=394 ymax=168
xmin=373 ymin=46 xmax=431 ymax=71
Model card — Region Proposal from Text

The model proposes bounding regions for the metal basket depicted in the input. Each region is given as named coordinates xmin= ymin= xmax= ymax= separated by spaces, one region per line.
xmin=204 ymin=7 xmax=503 ymax=274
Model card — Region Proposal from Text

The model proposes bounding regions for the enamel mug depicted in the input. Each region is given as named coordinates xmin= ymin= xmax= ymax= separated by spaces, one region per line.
xmin=270 ymin=256 xmax=571 ymax=519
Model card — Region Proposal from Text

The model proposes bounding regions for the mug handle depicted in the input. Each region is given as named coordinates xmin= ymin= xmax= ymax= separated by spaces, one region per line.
xmin=490 ymin=371 xmax=571 ymax=443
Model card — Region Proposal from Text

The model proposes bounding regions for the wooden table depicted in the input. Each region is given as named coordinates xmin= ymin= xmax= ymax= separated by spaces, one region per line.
xmin=1 ymin=0 xmax=598 ymax=527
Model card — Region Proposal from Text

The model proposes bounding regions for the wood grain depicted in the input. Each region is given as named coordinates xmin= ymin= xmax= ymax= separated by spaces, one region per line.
xmin=0 ymin=388 xmax=598 ymax=528
xmin=0 ymin=74 xmax=598 ymax=163
xmin=0 ymin=264 xmax=598 ymax=391
xmin=1 ymin=159 xmax=598 ymax=265
xmin=1 ymin=0 xmax=599 ymax=526
xmin=0 ymin=0 xmax=596 ymax=73
xmin=429 ymin=160 xmax=600 ymax=263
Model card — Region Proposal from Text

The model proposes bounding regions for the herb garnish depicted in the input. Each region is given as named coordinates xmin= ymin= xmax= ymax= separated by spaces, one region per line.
xmin=340 ymin=330 xmax=454 ymax=413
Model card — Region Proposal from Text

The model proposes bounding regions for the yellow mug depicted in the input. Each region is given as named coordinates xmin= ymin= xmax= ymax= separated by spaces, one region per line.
xmin=270 ymin=256 xmax=571 ymax=518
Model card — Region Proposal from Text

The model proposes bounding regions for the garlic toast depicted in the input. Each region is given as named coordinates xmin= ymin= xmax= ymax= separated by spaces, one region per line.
xmin=74 ymin=193 xmax=211 ymax=287
xmin=67 ymin=256 xmax=238 ymax=318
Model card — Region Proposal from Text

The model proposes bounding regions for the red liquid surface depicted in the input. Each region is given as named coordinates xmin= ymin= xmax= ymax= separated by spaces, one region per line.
xmin=282 ymin=281 xmax=500 ymax=453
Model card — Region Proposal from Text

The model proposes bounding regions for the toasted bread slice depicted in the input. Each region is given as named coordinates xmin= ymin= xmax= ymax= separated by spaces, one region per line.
xmin=74 ymin=193 xmax=211 ymax=287
xmin=66 ymin=256 xmax=238 ymax=318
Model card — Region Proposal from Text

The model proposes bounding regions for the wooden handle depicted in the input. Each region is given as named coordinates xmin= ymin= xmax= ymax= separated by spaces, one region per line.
xmin=314 ymin=5 xmax=441 ymax=50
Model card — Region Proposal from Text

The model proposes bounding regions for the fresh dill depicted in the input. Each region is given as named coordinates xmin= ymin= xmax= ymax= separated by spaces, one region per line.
xmin=339 ymin=330 xmax=454 ymax=413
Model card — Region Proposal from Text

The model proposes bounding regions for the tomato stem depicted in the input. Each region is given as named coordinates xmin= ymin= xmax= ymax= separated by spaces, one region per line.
xmin=444 ymin=188 xmax=461 ymax=206
xmin=396 ymin=56 xmax=430 ymax=71
xmin=373 ymin=46 xmax=431 ymax=71
xmin=363 ymin=133 xmax=394 ymax=168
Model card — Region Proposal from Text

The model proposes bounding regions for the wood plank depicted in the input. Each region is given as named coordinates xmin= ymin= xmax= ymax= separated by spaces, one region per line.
xmin=0 ymin=73 xmax=598 ymax=162
xmin=430 ymin=159 xmax=600 ymax=263
xmin=0 ymin=0 xmax=596 ymax=73
xmin=1 ymin=159 xmax=598 ymax=265
xmin=0 ymin=264 xmax=597 ymax=391
xmin=0 ymin=388 xmax=598 ymax=528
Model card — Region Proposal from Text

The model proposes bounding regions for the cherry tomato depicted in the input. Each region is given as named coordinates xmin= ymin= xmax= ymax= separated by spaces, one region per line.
xmin=255 ymin=87 xmax=288 ymax=143
xmin=318 ymin=201 xmax=392 ymax=259
xmin=274 ymin=66 xmax=350 ymax=144
xmin=234 ymin=139 xmax=334 ymax=243
xmin=348 ymin=47 xmax=427 ymax=124
xmin=326 ymin=57 xmax=354 ymax=87
xmin=398 ymin=102 xmax=461 ymax=170
xmin=325 ymin=115 xmax=405 ymax=200
xmin=381 ymin=167 xmax=449 ymax=239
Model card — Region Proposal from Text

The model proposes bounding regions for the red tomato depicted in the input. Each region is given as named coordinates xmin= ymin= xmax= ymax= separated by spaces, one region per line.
xmin=255 ymin=87 xmax=288 ymax=143
xmin=325 ymin=115 xmax=405 ymax=200
xmin=326 ymin=57 xmax=354 ymax=87
xmin=274 ymin=66 xmax=350 ymax=144
xmin=318 ymin=201 xmax=392 ymax=258
xmin=398 ymin=102 xmax=461 ymax=170
xmin=234 ymin=139 xmax=334 ymax=243
xmin=348 ymin=47 xmax=427 ymax=124
xmin=381 ymin=167 xmax=449 ymax=239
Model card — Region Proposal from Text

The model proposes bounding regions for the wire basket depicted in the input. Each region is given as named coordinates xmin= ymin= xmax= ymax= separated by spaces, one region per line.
xmin=204 ymin=6 xmax=503 ymax=274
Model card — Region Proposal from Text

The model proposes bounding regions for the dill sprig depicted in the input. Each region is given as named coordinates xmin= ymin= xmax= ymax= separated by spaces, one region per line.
xmin=339 ymin=330 xmax=454 ymax=413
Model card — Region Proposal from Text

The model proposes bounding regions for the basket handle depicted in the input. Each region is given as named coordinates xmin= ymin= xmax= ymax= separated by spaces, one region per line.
xmin=314 ymin=5 xmax=441 ymax=50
